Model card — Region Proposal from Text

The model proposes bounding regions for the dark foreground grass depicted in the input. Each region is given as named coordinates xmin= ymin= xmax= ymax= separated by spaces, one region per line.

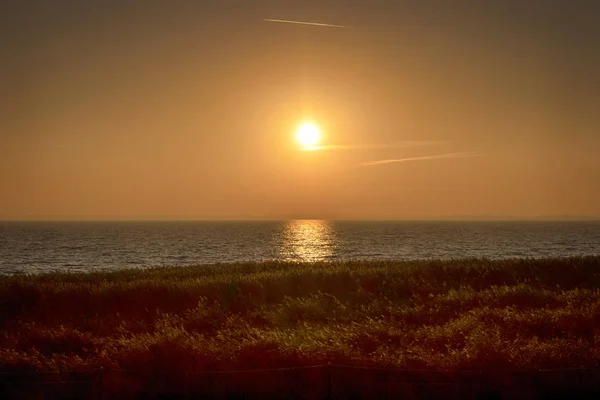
xmin=2 ymin=257 xmax=600 ymax=399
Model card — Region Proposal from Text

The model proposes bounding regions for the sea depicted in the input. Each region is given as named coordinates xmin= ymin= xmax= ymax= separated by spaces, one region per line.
xmin=0 ymin=221 xmax=599 ymax=275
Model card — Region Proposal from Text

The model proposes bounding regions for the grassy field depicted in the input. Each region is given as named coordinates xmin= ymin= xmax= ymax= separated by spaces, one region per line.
xmin=2 ymin=257 xmax=600 ymax=398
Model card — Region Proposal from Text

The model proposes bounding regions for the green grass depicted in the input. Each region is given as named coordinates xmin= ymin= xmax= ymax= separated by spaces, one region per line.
xmin=1 ymin=257 xmax=600 ymax=397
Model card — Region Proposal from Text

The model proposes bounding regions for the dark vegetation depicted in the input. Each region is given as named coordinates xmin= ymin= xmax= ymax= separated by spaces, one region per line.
xmin=2 ymin=257 xmax=600 ymax=399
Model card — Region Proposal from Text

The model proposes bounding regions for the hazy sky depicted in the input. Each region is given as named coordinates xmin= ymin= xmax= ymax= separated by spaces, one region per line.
xmin=1 ymin=0 xmax=599 ymax=220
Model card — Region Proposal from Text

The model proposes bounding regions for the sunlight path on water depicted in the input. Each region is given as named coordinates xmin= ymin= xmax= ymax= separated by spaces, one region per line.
xmin=279 ymin=220 xmax=337 ymax=262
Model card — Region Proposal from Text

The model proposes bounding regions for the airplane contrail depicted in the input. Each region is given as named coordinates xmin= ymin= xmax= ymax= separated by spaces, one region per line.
xmin=300 ymin=141 xmax=446 ymax=152
xmin=264 ymin=18 xmax=347 ymax=28
xmin=360 ymin=151 xmax=485 ymax=167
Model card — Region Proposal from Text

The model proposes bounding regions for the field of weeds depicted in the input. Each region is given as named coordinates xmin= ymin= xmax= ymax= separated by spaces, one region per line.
xmin=1 ymin=257 xmax=600 ymax=398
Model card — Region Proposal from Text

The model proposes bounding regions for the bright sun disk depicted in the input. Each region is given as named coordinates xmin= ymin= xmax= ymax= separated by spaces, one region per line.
xmin=295 ymin=122 xmax=321 ymax=148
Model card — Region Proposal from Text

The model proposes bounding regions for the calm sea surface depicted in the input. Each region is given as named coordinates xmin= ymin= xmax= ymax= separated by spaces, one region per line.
xmin=0 ymin=221 xmax=599 ymax=275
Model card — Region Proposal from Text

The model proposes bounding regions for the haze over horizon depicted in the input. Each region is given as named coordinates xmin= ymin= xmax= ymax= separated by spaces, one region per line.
xmin=2 ymin=1 xmax=599 ymax=221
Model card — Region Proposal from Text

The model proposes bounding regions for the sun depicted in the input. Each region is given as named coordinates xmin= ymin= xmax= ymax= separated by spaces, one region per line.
xmin=295 ymin=121 xmax=321 ymax=148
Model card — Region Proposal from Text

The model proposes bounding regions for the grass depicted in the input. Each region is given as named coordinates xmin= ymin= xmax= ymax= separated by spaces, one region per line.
xmin=1 ymin=257 xmax=600 ymax=398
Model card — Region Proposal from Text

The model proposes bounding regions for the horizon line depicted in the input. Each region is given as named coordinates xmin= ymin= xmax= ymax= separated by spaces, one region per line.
xmin=2 ymin=218 xmax=600 ymax=223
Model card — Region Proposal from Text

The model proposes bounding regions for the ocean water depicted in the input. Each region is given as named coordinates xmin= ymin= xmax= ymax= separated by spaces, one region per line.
xmin=0 ymin=221 xmax=599 ymax=275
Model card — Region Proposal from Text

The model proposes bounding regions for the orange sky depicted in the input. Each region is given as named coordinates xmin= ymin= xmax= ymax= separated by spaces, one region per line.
xmin=1 ymin=1 xmax=599 ymax=220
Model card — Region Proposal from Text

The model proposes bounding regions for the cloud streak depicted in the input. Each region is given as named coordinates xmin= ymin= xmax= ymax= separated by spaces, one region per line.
xmin=301 ymin=141 xmax=446 ymax=152
xmin=264 ymin=18 xmax=348 ymax=28
xmin=360 ymin=151 xmax=485 ymax=167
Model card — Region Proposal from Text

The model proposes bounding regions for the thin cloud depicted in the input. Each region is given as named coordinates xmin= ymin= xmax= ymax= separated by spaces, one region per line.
xmin=264 ymin=18 xmax=348 ymax=28
xmin=360 ymin=151 xmax=485 ymax=167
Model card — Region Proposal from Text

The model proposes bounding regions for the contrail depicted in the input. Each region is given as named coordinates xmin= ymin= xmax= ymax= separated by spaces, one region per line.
xmin=264 ymin=18 xmax=347 ymax=28
xmin=360 ymin=151 xmax=484 ymax=167
xmin=301 ymin=141 xmax=446 ymax=152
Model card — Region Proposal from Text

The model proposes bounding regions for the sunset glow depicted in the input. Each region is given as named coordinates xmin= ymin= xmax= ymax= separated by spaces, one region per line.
xmin=1 ymin=1 xmax=599 ymax=221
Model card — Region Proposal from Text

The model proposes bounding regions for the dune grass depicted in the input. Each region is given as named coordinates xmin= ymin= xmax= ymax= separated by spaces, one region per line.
xmin=1 ymin=257 xmax=600 ymax=397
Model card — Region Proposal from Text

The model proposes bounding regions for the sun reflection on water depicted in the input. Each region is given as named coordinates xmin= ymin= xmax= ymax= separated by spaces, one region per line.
xmin=279 ymin=220 xmax=337 ymax=262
